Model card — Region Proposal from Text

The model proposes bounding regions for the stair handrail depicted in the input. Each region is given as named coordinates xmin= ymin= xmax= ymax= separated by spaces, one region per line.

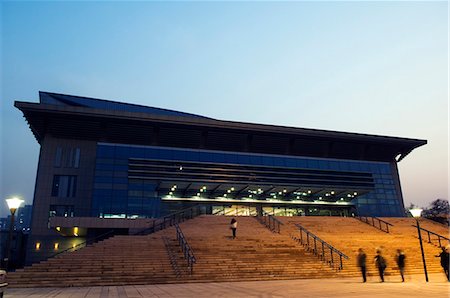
xmin=294 ymin=223 xmax=349 ymax=270
xmin=174 ymin=223 xmax=196 ymax=274
xmin=412 ymin=224 xmax=450 ymax=247
xmin=46 ymin=229 xmax=115 ymax=260
xmin=357 ymin=216 xmax=393 ymax=233
xmin=212 ymin=208 xmax=225 ymax=216
xmin=256 ymin=211 xmax=284 ymax=233
xmin=133 ymin=205 xmax=204 ymax=235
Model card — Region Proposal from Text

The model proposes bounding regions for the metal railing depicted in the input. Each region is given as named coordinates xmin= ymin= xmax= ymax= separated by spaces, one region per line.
xmin=256 ymin=211 xmax=284 ymax=233
xmin=357 ymin=216 xmax=393 ymax=233
xmin=293 ymin=223 xmax=349 ymax=270
xmin=413 ymin=225 xmax=450 ymax=247
xmin=174 ymin=223 xmax=196 ymax=274
xmin=134 ymin=205 xmax=205 ymax=235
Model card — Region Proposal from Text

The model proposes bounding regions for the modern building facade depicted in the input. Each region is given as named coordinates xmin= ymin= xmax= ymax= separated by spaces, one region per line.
xmin=16 ymin=92 xmax=426 ymax=263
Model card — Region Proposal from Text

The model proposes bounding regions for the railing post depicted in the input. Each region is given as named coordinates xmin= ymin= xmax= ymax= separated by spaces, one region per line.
xmin=330 ymin=248 xmax=334 ymax=267
xmin=314 ymin=237 xmax=317 ymax=255
xmin=438 ymin=237 xmax=442 ymax=247
xmin=300 ymin=229 xmax=303 ymax=244
xmin=321 ymin=242 xmax=325 ymax=260
xmin=427 ymin=231 xmax=431 ymax=243
xmin=371 ymin=217 xmax=375 ymax=227
xmin=386 ymin=224 xmax=389 ymax=233
xmin=339 ymin=255 xmax=343 ymax=270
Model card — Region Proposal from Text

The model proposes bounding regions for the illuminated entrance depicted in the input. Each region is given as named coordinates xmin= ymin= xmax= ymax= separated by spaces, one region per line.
xmin=210 ymin=204 xmax=351 ymax=217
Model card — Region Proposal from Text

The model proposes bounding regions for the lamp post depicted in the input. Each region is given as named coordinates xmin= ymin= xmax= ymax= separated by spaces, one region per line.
xmin=4 ymin=197 xmax=24 ymax=271
xmin=410 ymin=207 xmax=429 ymax=282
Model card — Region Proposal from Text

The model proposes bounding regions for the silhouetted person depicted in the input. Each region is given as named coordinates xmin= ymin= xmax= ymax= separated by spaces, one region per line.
xmin=230 ymin=218 xmax=237 ymax=239
xmin=436 ymin=246 xmax=449 ymax=281
xmin=357 ymin=248 xmax=367 ymax=282
xmin=374 ymin=249 xmax=387 ymax=282
xmin=396 ymin=249 xmax=406 ymax=282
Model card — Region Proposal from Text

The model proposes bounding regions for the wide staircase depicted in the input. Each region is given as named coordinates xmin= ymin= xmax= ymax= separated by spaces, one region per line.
xmin=8 ymin=216 xmax=447 ymax=287
xmin=178 ymin=215 xmax=338 ymax=282
xmin=278 ymin=216 xmax=445 ymax=279
xmin=7 ymin=229 xmax=187 ymax=287
xmin=7 ymin=216 xmax=339 ymax=287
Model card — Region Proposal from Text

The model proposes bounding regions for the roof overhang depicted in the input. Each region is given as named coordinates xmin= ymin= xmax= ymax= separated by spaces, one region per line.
xmin=14 ymin=98 xmax=427 ymax=163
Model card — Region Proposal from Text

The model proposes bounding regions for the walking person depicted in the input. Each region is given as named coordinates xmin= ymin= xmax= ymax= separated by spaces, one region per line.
xmin=230 ymin=218 xmax=237 ymax=239
xmin=435 ymin=246 xmax=449 ymax=281
xmin=357 ymin=248 xmax=367 ymax=282
xmin=396 ymin=249 xmax=406 ymax=282
xmin=374 ymin=249 xmax=387 ymax=282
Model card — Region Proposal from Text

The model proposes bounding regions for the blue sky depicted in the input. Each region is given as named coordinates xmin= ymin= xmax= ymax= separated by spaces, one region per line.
xmin=1 ymin=1 xmax=448 ymax=217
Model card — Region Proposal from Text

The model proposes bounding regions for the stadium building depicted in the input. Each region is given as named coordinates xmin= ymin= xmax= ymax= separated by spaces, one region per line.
xmin=15 ymin=92 xmax=426 ymax=263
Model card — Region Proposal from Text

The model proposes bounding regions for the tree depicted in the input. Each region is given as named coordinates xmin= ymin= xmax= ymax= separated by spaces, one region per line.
xmin=422 ymin=199 xmax=449 ymax=225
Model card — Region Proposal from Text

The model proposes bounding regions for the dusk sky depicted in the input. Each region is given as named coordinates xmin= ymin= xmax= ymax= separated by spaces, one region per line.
xmin=1 ymin=1 xmax=448 ymax=217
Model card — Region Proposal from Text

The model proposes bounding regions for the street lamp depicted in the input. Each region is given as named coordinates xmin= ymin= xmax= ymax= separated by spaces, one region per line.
xmin=410 ymin=207 xmax=429 ymax=282
xmin=4 ymin=197 xmax=24 ymax=271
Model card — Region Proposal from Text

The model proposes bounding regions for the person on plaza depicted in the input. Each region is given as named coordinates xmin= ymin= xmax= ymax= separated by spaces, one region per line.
xmin=230 ymin=218 xmax=238 ymax=239
xmin=395 ymin=249 xmax=406 ymax=282
xmin=374 ymin=249 xmax=387 ymax=282
xmin=357 ymin=248 xmax=367 ymax=282
xmin=435 ymin=246 xmax=449 ymax=281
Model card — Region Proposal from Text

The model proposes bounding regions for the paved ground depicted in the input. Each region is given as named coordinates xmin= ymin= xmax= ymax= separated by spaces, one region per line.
xmin=3 ymin=274 xmax=449 ymax=297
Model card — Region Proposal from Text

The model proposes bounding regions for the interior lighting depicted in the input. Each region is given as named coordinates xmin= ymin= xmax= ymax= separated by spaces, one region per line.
xmin=227 ymin=190 xmax=231 ymax=193
xmin=231 ymin=187 xmax=235 ymax=191
xmin=197 ymin=193 xmax=200 ymax=196
xmin=319 ymin=197 xmax=322 ymax=200
xmin=54 ymin=243 xmax=59 ymax=250
xmin=179 ymin=166 xmax=183 ymax=171
xmin=325 ymin=193 xmax=330 ymax=196
xmin=278 ymin=191 xmax=282 ymax=195
xmin=249 ymin=195 xmax=252 ymax=198
xmin=347 ymin=194 xmax=352 ymax=197
xmin=224 ymin=194 xmax=227 ymax=197
xmin=74 ymin=226 xmax=79 ymax=236
xmin=169 ymin=192 xmax=173 ymax=195
xmin=35 ymin=242 xmax=41 ymax=250
xmin=340 ymin=198 xmax=344 ymax=200
xmin=283 ymin=189 xmax=287 ymax=193
xmin=56 ymin=226 xmax=61 ymax=232
xmin=296 ymin=196 xmax=300 ymax=199
xmin=331 ymin=191 xmax=335 ymax=195
xmin=173 ymin=185 xmax=177 ymax=189
xmin=353 ymin=192 xmax=357 ymax=195
xmin=307 ymin=190 xmax=312 ymax=194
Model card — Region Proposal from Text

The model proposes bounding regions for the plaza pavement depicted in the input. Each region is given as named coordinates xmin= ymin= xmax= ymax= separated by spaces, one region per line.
xmin=4 ymin=273 xmax=449 ymax=297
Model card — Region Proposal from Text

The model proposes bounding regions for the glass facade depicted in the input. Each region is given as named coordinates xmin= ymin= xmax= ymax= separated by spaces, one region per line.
xmin=92 ymin=143 xmax=403 ymax=218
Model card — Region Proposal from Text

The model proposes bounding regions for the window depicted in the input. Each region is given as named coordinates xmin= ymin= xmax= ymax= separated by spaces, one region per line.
xmin=49 ymin=205 xmax=74 ymax=217
xmin=52 ymin=175 xmax=77 ymax=197
xmin=54 ymin=147 xmax=80 ymax=168
xmin=54 ymin=147 xmax=62 ymax=167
